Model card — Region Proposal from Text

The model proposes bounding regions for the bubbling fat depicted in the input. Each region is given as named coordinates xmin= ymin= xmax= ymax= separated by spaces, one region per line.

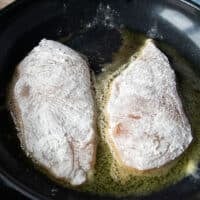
xmin=8 ymin=31 xmax=199 ymax=196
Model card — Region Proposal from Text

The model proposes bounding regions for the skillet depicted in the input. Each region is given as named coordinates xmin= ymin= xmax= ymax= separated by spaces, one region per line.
xmin=0 ymin=0 xmax=200 ymax=199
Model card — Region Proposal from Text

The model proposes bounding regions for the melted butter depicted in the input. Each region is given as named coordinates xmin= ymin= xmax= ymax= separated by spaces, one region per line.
xmin=33 ymin=29 xmax=200 ymax=196
xmin=77 ymin=29 xmax=200 ymax=196
xmin=185 ymin=160 xmax=198 ymax=175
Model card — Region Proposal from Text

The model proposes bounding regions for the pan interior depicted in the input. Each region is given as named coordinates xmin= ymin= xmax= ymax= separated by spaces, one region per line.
xmin=0 ymin=0 xmax=200 ymax=199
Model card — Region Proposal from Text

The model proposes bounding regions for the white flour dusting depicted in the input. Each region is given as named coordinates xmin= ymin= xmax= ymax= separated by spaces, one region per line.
xmin=86 ymin=3 xmax=120 ymax=30
xmin=106 ymin=39 xmax=192 ymax=170
xmin=147 ymin=21 xmax=163 ymax=39
xmin=10 ymin=39 xmax=96 ymax=185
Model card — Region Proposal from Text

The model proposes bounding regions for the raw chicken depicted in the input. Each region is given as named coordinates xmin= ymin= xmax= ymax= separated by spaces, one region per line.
xmin=106 ymin=39 xmax=192 ymax=170
xmin=9 ymin=39 xmax=96 ymax=185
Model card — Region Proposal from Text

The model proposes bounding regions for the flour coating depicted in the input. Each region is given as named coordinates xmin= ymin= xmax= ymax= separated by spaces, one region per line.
xmin=106 ymin=40 xmax=192 ymax=170
xmin=10 ymin=39 xmax=96 ymax=185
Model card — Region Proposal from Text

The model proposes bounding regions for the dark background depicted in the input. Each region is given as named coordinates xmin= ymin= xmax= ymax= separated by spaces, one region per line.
xmin=0 ymin=1 xmax=29 ymax=198
xmin=0 ymin=0 xmax=200 ymax=199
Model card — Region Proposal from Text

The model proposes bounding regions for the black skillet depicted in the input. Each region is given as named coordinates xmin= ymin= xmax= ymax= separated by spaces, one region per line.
xmin=0 ymin=0 xmax=200 ymax=199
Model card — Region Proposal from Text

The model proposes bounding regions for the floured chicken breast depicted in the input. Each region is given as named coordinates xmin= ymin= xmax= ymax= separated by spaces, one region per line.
xmin=106 ymin=39 xmax=192 ymax=171
xmin=9 ymin=39 xmax=96 ymax=185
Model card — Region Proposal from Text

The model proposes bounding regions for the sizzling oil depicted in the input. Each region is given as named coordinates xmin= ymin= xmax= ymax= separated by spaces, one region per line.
xmin=76 ymin=29 xmax=200 ymax=196
xmin=37 ymin=29 xmax=200 ymax=196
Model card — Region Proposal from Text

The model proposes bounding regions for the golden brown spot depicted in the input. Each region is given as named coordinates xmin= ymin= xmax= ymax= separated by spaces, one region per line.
xmin=21 ymin=85 xmax=30 ymax=97
xmin=113 ymin=123 xmax=128 ymax=136
xmin=128 ymin=114 xmax=141 ymax=119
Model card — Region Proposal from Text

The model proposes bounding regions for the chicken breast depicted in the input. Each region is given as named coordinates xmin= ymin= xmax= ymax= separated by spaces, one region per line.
xmin=106 ymin=39 xmax=192 ymax=171
xmin=9 ymin=39 xmax=96 ymax=185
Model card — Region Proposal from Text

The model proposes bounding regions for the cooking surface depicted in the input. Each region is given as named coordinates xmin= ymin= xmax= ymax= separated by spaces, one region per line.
xmin=0 ymin=0 xmax=198 ymax=199
xmin=0 ymin=1 xmax=30 ymax=199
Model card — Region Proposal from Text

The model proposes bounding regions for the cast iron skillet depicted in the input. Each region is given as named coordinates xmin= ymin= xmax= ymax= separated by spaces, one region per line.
xmin=0 ymin=0 xmax=200 ymax=199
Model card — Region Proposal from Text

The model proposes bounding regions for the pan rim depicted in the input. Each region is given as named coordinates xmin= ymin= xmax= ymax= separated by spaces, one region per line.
xmin=0 ymin=0 xmax=200 ymax=199
xmin=0 ymin=168 xmax=47 ymax=200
